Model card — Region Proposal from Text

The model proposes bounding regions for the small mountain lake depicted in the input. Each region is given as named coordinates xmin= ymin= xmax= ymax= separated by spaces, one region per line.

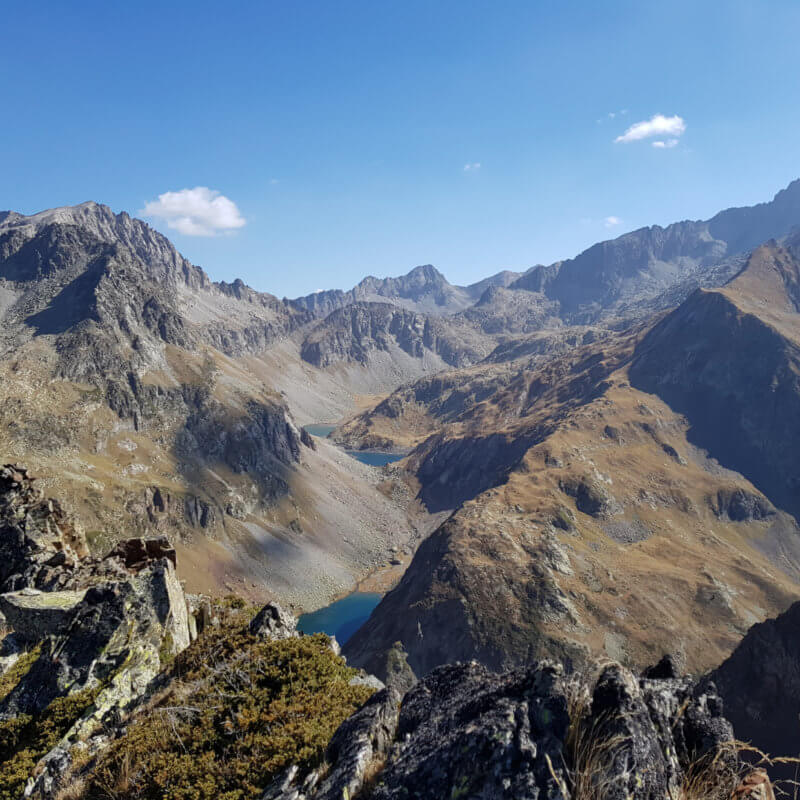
xmin=297 ymin=592 xmax=382 ymax=644
xmin=345 ymin=451 xmax=403 ymax=466
xmin=302 ymin=425 xmax=404 ymax=467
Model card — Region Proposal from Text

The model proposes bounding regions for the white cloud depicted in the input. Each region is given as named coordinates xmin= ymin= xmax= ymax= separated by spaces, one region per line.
xmin=140 ymin=187 xmax=246 ymax=236
xmin=463 ymin=162 xmax=481 ymax=171
xmin=652 ymin=138 xmax=679 ymax=149
xmin=614 ymin=114 xmax=686 ymax=144
xmin=604 ymin=216 xmax=622 ymax=228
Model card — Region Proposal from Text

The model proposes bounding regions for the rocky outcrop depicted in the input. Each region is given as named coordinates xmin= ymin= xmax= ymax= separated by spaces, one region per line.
xmin=0 ymin=588 xmax=86 ymax=642
xmin=712 ymin=488 xmax=775 ymax=521
xmin=264 ymin=657 xmax=739 ymax=800
xmin=300 ymin=302 xmax=491 ymax=370
xmin=249 ymin=602 xmax=298 ymax=640
xmin=0 ymin=470 xmax=200 ymax=798
xmin=711 ymin=600 xmax=800 ymax=767
xmin=0 ymin=465 xmax=89 ymax=592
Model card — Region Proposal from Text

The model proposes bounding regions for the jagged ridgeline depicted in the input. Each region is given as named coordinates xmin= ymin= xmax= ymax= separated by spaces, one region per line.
xmin=2 ymin=181 xmax=800 ymax=798
xmin=0 ymin=203 xmax=429 ymax=611
xmin=0 ymin=466 xmax=785 ymax=800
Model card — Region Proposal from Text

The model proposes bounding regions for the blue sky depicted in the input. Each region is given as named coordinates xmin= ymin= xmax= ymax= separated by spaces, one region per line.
xmin=3 ymin=0 xmax=799 ymax=297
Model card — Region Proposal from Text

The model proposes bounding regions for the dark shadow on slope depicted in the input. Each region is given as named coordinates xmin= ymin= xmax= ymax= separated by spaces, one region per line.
xmin=24 ymin=262 xmax=105 ymax=335
xmin=413 ymin=431 xmax=541 ymax=513
xmin=629 ymin=290 xmax=800 ymax=522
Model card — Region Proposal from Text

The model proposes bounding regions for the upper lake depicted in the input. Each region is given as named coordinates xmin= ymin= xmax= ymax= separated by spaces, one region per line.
xmin=303 ymin=425 xmax=404 ymax=467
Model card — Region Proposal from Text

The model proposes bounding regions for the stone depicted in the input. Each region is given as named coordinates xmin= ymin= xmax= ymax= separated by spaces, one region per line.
xmin=269 ymin=656 xmax=740 ymax=800
xmin=0 ymin=588 xmax=86 ymax=642
xmin=0 ymin=554 xmax=194 ymax=799
xmin=104 ymin=536 xmax=177 ymax=571
xmin=249 ymin=602 xmax=298 ymax=640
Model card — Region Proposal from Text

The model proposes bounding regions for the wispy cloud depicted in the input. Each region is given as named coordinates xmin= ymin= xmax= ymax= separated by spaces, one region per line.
xmin=463 ymin=162 xmax=481 ymax=171
xmin=614 ymin=114 xmax=686 ymax=144
xmin=597 ymin=109 xmax=628 ymax=124
xmin=604 ymin=216 xmax=622 ymax=228
xmin=652 ymin=138 xmax=679 ymax=149
xmin=141 ymin=187 xmax=245 ymax=236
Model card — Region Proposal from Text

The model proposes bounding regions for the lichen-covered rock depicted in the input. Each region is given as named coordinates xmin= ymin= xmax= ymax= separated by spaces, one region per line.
xmin=585 ymin=663 xmax=735 ymax=800
xmin=0 ymin=588 xmax=86 ymax=642
xmin=0 ymin=554 xmax=194 ymax=799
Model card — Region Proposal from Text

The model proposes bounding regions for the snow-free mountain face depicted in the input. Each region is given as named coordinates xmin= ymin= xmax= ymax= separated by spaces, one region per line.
xmin=3 ymin=178 xmax=800 ymax=671
xmin=294 ymin=179 xmax=800 ymax=333
xmin=0 ymin=203 xmax=427 ymax=611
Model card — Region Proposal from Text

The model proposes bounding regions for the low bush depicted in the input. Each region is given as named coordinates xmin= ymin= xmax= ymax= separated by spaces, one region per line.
xmin=82 ymin=610 xmax=373 ymax=800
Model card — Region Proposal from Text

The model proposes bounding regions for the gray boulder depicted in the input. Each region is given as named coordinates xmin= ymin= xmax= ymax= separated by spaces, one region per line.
xmin=0 ymin=588 xmax=86 ymax=642
xmin=249 ymin=602 xmax=298 ymax=640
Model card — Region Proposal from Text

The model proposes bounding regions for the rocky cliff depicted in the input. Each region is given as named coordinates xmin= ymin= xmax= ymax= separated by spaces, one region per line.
xmin=300 ymin=301 xmax=493 ymax=370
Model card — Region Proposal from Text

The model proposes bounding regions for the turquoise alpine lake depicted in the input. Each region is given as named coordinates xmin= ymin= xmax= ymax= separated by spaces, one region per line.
xmin=297 ymin=592 xmax=382 ymax=644
xmin=345 ymin=450 xmax=403 ymax=466
xmin=302 ymin=425 xmax=404 ymax=466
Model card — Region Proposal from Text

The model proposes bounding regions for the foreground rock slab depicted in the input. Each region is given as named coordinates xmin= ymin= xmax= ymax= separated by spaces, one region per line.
xmin=263 ymin=656 xmax=738 ymax=800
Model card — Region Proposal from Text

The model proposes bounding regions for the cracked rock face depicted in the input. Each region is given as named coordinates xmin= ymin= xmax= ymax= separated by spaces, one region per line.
xmin=264 ymin=657 xmax=736 ymax=800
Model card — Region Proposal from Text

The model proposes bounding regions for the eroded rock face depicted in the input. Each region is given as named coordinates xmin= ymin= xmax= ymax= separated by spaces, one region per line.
xmin=300 ymin=302 xmax=490 ymax=370
xmin=264 ymin=657 xmax=737 ymax=800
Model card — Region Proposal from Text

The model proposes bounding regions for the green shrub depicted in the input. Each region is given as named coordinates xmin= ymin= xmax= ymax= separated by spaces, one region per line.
xmin=82 ymin=615 xmax=373 ymax=800
xmin=0 ymin=645 xmax=41 ymax=704
xmin=0 ymin=685 xmax=100 ymax=800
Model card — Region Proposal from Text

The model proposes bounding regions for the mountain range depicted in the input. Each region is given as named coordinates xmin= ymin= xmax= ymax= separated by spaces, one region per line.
xmin=2 ymin=179 xmax=800 ymax=797
xmin=1 ymin=180 xmax=799 ymax=625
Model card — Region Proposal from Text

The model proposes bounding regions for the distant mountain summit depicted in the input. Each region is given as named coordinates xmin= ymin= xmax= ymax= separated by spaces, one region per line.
xmin=292 ymin=263 xmax=473 ymax=317
xmin=292 ymin=264 xmax=526 ymax=317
